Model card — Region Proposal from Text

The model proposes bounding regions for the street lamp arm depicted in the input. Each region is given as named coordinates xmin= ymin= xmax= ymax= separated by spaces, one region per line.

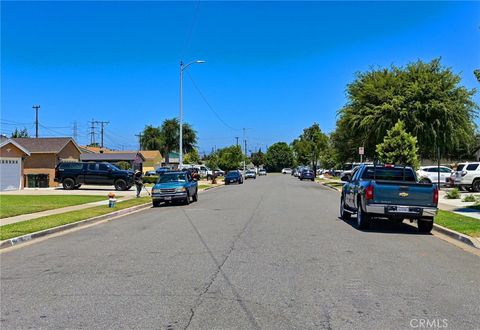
xmin=181 ymin=60 xmax=206 ymax=71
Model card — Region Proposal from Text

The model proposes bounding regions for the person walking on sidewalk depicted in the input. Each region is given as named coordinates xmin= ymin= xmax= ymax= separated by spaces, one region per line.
xmin=134 ymin=170 xmax=143 ymax=198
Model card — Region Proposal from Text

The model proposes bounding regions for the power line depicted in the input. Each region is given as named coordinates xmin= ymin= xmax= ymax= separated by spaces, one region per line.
xmin=179 ymin=0 xmax=201 ymax=60
xmin=186 ymin=72 xmax=240 ymax=131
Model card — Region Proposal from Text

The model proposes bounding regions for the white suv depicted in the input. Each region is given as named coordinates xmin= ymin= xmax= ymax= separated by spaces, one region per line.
xmin=416 ymin=166 xmax=453 ymax=185
xmin=452 ymin=162 xmax=480 ymax=192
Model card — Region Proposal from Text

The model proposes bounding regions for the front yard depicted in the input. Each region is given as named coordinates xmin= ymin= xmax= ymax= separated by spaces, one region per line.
xmin=435 ymin=210 xmax=480 ymax=238
xmin=0 ymin=195 xmax=107 ymax=218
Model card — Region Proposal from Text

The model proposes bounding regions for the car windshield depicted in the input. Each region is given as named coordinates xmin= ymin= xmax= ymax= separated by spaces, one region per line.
xmin=226 ymin=171 xmax=239 ymax=177
xmin=157 ymin=173 xmax=187 ymax=183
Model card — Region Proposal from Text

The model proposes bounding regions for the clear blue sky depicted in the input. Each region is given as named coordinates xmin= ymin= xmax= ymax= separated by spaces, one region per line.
xmin=2 ymin=1 xmax=479 ymax=155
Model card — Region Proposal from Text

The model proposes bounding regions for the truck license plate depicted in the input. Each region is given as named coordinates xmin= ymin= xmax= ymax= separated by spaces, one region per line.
xmin=397 ymin=207 xmax=409 ymax=213
xmin=164 ymin=196 xmax=171 ymax=201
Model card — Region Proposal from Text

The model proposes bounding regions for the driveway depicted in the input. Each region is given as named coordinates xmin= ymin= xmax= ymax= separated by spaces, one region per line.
xmin=1 ymin=175 xmax=479 ymax=329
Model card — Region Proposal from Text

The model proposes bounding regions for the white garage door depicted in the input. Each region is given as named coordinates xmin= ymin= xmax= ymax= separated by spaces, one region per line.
xmin=0 ymin=158 xmax=21 ymax=191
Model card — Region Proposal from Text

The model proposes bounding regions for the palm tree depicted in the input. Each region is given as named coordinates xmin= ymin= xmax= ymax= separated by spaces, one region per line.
xmin=140 ymin=125 xmax=162 ymax=151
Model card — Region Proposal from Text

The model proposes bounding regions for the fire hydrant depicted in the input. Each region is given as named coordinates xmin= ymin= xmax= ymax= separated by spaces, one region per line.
xmin=108 ymin=192 xmax=116 ymax=208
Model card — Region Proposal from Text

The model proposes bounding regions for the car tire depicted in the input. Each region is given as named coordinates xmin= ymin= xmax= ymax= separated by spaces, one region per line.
xmin=74 ymin=184 xmax=82 ymax=189
xmin=340 ymin=197 xmax=351 ymax=220
xmin=62 ymin=178 xmax=75 ymax=190
xmin=192 ymin=189 xmax=198 ymax=202
xmin=472 ymin=180 xmax=480 ymax=192
xmin=356 ymin=203 xmax=370 ymax=229
xmin=311 ymin=178 xmax=314 ymax=181
xmin=114 ymin=179 xmax=127 ymax=191
xmin=152 ymin=201 xmax=160 ymax=207
xmin=225 ymin=182 xmax=229 ymax=185
xmin=418 ymin=218 xmax=433 ymax=234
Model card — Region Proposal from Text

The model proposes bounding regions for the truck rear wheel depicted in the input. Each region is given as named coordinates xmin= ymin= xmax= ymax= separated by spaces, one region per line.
xmin=418 ymin=218 xmax=433 ymax=233
xmin=62 ymin=178 xmax=75 ymax=190
xmin=472 ymin=180 xmax=480 ymax=192
xmin=356 ymin=203 xmax=370 ymax=229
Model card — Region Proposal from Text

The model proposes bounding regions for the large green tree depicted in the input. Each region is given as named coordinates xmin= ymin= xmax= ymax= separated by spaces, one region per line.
xmin=216 ymin=145 xmax=244 ymax=171
xmin=250 ymin=149 xmax=266 ymax=167
xmin=265 ymin=142 xmax=294 ymax=172
xmin=336 ymin=58 xmax=478 ymax=161
xmin=141 ymin=118 xmax=197 ymax=166
xmin=376 ymin=120 xmax=420 ymax=169
xmin=292 ymin=123 xmax=328 ymax=169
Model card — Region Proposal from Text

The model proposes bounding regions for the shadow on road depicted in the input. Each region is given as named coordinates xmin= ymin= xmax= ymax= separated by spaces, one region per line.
xmin=340 ymin=217 xmax=427 ymax=235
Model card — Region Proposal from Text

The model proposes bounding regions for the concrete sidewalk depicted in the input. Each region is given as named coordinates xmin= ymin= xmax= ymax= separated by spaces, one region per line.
xmin=0 ymin=196 xmax=135 ymax=226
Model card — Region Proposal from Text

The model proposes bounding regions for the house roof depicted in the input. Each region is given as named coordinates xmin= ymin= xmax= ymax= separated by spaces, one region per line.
xmin=0 ymin=138 xmax=31 ymax=156
xmin=80 ymin=152 xmax=145 ymax=162
xmin=139 ymin=150 xmax=161 ymax=160
xmin=13 ymin=137 xmax=81 ymax=154
xmin=80 ymin=146 xmax=110 ymax=153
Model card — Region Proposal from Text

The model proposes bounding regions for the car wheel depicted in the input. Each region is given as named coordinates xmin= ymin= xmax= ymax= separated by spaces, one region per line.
xmin=74 ymin=184 xmax=82 ymax=189
xmin=356 ymin=203 xmax=370 ymax=229
xmin=311 ymin=178 xmax=314 ymax=181
xmin=62 ymin=178 xmax=75 ymax=190
xmin=192 ymin=189 xmax=198 ymax=202
xmin=114 ymin=179 xmax=127 ymax=191
xmin=472 ymin=180 xmax=480 ymax=192
xmin=225 ymin=182 xmax=229 ymax=185
xmin=418 ymin=218 xmax=433 ymax=233
xmin=152 ymin=201 xmax=160 ymax=207
xmin=340 ymin=197 xmax=351 ymax=220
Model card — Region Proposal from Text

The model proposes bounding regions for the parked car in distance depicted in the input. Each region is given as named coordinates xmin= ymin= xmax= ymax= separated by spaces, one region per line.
xmin=155 ymin=167 xmax=170 ymax=176
xmin=151 ymin=171 xmax=198 ymax=207
xmin=340 ymin=164 xmax=438 ymax=233
xmin=416 ymin=166 xmax=452 ymax=185
xmin=258 ymin=169 xmax=267 ymax=176
xmin=55 ymin=162 xmax=134 ymax=190
xmin=225 ymin=170 xmax=243 ymax=185
xmin=299 ymin=169 xmax=315 ymax=181
xmin=452 ymin=162 xmax=480 ymax=192
xmin=282 ymin=168 xmax=292 ymax=174
xmin=245 ymin=170 xmax=257 ymax=179
xmin=214 ymin=168 xmax=225 ymax=176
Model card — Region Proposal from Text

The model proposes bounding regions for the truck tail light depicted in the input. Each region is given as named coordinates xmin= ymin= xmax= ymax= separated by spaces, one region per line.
xmin=365 ymin=185 xmax=374 ymax=201
xmin=433 ymin=187 xmax=439 ymax=204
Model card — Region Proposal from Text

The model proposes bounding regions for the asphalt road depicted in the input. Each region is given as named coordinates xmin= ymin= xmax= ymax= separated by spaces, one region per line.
xmin=1 ymin=175 xmax=479 ymax=329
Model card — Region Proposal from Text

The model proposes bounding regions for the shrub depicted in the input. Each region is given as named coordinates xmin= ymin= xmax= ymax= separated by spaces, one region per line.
xmin=142 ymin=176 xmax=158 ymax=184
xmin=445 ymin=188 xmax=460 ymax=199
xmin=462 ymin=194 xmax=477 ymax=202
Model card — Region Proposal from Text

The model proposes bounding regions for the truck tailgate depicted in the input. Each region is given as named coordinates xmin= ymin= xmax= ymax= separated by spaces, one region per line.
xmin=371 ymin=180 xmax=436 ymax=207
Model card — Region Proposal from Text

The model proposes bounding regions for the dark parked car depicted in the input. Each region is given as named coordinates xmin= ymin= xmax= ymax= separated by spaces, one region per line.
xmin=55 ymin=162 xmax=134 ymax=190
xmin=225 ymin=170 xmax=243 ymax=185
xmin=299 ymin=169 xmax=315 ymax=181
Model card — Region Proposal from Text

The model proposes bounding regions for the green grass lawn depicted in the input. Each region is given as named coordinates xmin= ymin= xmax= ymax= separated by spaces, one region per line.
xmin=0 ymin=195 xmax=109 ymax=218
xmin=435 ymin=210 xmax=480 ymax=237
xmin=0 ymin=197 xmax=151 ymax=240
xmin=198 ymin=184 xmax=211 ymax=190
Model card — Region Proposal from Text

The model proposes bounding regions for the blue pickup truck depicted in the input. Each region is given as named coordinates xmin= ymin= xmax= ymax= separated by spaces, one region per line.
xmin=340 ymin=164 xmax=438 ymax=233
xmin=151 ymin=171 xmax=198 ymax=207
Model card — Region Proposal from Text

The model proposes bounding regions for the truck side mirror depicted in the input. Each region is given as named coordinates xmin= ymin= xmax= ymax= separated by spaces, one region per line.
xmin=341 ymin=174 xmax=351 ymax=182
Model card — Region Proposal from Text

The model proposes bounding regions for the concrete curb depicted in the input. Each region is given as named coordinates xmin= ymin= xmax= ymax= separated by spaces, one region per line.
xmin=432 ymin=223 xmax=480 ymax=249
xmin=321 ymin=182 xmax=342 ymax=192
xmin=0 ymin=203 xmax=151 ymax=249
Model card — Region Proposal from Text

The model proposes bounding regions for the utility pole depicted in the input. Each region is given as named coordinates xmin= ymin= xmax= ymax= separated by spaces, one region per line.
xmin=243 ymin=128 xmax=246 ymax=173
xmin=32 ymin=105 xmax=40 ymax=138
xmin=235 ymin=136 xmax=239 ymax=147
xmin=95 ymin=121 xmax=109 ymax=148
xmin=89 ymin=119 xmax=96 ymax=145
xmin=134 ymin=133 xmax=143 ymax=150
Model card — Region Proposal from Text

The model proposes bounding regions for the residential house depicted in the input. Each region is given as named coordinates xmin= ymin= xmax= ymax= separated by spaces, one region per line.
xmin=13 ymin=137 xmax=82 ymax=188
xmin=0 ymin=137 xmax=31 ymax=191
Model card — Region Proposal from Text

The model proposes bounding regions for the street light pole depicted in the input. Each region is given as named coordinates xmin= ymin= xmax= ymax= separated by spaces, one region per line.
xmin=179 ymin=60 xmax=205 ymax=169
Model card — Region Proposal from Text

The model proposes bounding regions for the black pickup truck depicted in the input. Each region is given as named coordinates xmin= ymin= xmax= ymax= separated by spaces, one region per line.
xmin=55 ymin=162 xmax=134 ymax=190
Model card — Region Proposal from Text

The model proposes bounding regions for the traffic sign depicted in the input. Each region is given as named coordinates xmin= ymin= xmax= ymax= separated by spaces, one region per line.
xmin=359 ymin=147 xmax=364 ymax=155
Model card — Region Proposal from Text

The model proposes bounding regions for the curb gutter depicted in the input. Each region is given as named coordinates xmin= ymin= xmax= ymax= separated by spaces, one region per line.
xmin=0 ymin=203 xmax=151 ymax=249
xmin=321 ymin=182 xmax=480 ymax=250
xmin=432 ymin=223 xmax=480 ymax=249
